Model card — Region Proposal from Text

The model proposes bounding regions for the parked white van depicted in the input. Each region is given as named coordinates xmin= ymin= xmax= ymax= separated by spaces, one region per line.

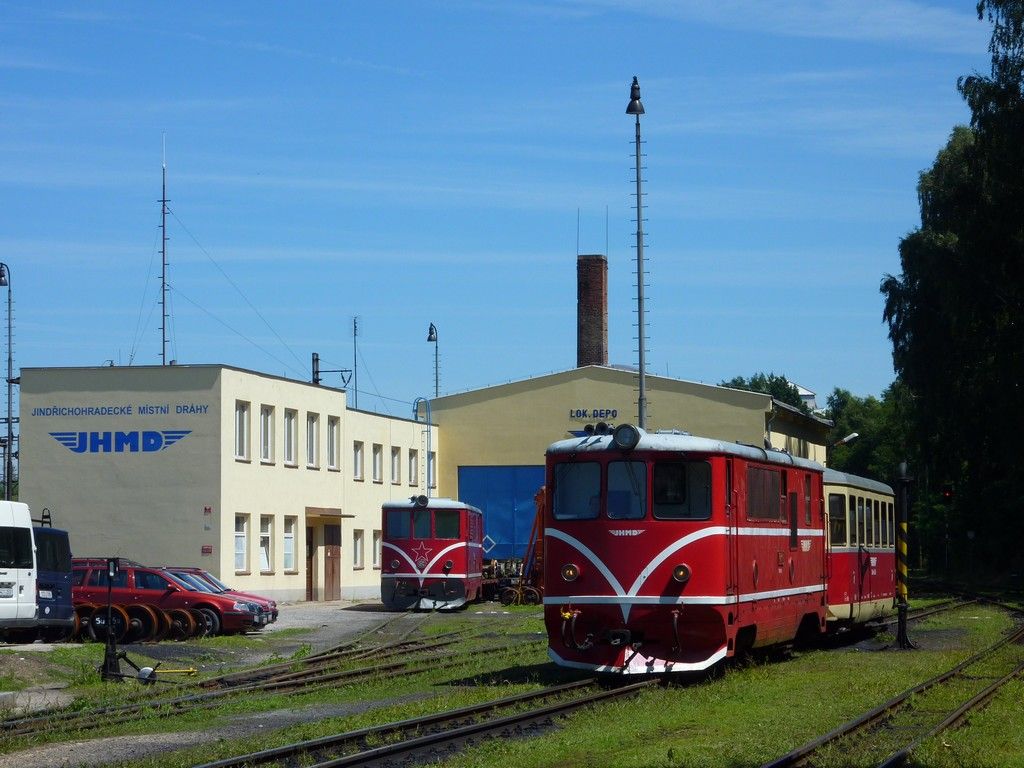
xmin=0 ymin=500 xmax=37 ymax=641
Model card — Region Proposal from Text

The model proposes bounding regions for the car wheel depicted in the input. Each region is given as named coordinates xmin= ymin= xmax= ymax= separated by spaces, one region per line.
xmin=197 ymin=607 xmax=221 ymax=637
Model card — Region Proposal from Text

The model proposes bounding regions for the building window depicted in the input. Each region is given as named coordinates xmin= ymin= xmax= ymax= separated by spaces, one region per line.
xmin=283 ymin=516 xmax=297 ymax=571
xmin=306 ymin=412 xmax=320 ymax=468
xmin=428 ymin=450 xmax=436 ymax=489
xmin=259 ymin=515 xmax=273 ymax=572
xmin=327 ymin=416 xmax=340 ymax=470
xmin=259 ymin=405 xmax=274 ymax=463
xmin=391 ymin=447 xmax=401 ymax=485
xmin=234 ymin=515 xmax=249 ymax=573
xmin=353 ymin=529 xmax=365 ymax=569
xmin=372 ymin=443 xmax=383 ymax=483
xmin=408 ymin=449 xmax=419 ymax=487
xmin=372 ymin=529 xmax=382 ymax=569
xmin=234 ymin=401 xmax=250 ymax=460
xmin=353 ymin=441 xmax=364 ymax=480
xmin=284 ymin=409 xmax=297 ymax=465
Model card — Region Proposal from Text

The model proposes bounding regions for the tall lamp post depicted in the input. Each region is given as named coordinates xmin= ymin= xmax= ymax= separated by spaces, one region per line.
xmin=0 ymin=263 xmax=12 ymax=500
xmin=626 ymin=77 xmax=647 ymax=429
xmin=412 ymin=397 xmax=432 ymax=497
xmin=427 ymin=323 xmax=439 ymax=398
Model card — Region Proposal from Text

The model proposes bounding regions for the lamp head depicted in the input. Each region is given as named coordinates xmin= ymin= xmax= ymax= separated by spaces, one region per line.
xmin=0 ymin=264 xmax=8 ymax=287
xmin=626 ymin=76 xmax=645 ymax=115
xmin=427 ymin=323 xmax=437 ymax=342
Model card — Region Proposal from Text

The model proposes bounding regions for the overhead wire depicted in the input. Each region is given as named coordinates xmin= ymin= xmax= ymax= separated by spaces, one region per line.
xmin=168 ymin=207 xmax=308 ymax=375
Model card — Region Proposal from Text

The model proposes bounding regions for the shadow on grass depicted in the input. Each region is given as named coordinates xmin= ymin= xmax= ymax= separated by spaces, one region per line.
xmin=442 ymin=661 xmax=591 ymax=687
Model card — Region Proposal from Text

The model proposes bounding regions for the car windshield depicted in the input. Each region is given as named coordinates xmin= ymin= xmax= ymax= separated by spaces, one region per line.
xmin=181 ymin=571 xmax=227 ymax=592
xmin=176 ymin=572 xmax=216 ymax=592
xmin=164 ymin=571 xmax=200 ymax=590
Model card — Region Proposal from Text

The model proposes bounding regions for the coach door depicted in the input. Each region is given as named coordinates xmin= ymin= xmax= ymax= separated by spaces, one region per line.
xmin=324 ymin=524 xmax=341 ymax=601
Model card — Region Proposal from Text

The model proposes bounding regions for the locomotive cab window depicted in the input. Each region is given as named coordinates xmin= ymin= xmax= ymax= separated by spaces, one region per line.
xmin=607 ymin=461 xmax=646 ymax=520
xmin=434 ymin=509 xmax=460 ymax=539
xmin=386 ymin=510 xmax=410 ymax=539
xmin=413 ymin=509 xmax=431 ymax=538
xmin=653 ymin=461 xmax=711 ymax=520
xmin=747 ymin=466 xmax=784 ymax=521
xmin=552 ymin=462 xmax=601 ymax=520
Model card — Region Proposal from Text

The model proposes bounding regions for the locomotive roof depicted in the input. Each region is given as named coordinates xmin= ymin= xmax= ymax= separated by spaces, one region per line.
xmin=381 ymin=497 xmax=483 ymax=514
xmin=823 ymin=468 xmax=894 ymax=495
xmin=546 ymin=427 xmax=823 ymax=472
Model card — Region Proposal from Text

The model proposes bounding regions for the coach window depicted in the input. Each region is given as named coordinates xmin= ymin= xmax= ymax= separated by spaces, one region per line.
xmin=880 ymin=501 xmax=888 ymax=547
xmin=873 ymin=500 xmax=881 ymax=546
xmin=552 ymin=462 xmax=601 ymax=520
xmin=828 ymin=493 xmax=847 ymax=546
xmin=607 ymin=461 xmax=646 ymax=519
xmin=848 ymin=496 xmax=857 ymax=546
xmin=888 ymin=503 xmax=895 ymax=548
xmin=858 ymin=497 xmax=868 ymax=547
xmin=413 ymin=508 xmax=431 ymax=538
xmin=435 ymin=509 xmax=460 ymax=539
xmin=653 ymin=462 xmax=711 ymax=520
xmin=387 ymin=509 xmax=410 ymax=538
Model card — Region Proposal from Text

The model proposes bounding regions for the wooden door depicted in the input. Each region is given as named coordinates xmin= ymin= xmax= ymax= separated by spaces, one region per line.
xmin=306 ymin=526 xmax=316 ymax=601
xmin=324 ymin=524 xmax=341 ymax=601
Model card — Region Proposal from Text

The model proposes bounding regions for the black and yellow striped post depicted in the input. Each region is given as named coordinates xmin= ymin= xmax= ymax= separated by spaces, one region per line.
xmin=895 ymin=461 xmax=915 ymax=649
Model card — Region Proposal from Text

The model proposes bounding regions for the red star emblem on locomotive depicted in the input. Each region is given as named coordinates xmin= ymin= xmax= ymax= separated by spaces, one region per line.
xmin=411 ymin=542 xmax=432 ymax=570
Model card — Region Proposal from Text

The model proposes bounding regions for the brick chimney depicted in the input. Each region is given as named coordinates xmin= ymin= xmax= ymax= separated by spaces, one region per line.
xmin=577 ymin=254 xmax=608 ymax=367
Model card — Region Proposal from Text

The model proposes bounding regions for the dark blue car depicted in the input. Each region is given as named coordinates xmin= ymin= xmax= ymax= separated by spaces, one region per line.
xmin=33 ymin=526 xmax=74 ymax=641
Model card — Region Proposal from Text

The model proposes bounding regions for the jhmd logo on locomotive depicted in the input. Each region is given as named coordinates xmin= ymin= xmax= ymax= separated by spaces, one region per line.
xmin=49 ymin=430 xmax=192 ymax=453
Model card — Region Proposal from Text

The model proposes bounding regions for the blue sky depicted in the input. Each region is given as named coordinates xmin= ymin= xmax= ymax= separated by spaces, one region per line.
xmin=1 ymin=1 xmax=993 ymax=418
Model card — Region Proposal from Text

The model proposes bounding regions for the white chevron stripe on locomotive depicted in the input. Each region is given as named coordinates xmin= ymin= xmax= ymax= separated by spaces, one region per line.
xmin=545 ymin=526 xmax=824 ymax=620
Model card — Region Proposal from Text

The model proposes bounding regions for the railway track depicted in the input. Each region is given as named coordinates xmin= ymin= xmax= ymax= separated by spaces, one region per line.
xmin=0 ymin=621 xmax=522 ymax=741
xmin=760 ymin=621 xmax=1024 ymax=768
xmin=197 ymin=678 xmax=659 ymax=768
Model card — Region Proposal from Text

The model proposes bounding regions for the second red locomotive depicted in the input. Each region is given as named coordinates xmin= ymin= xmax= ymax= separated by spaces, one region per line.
xmin=380 ymin=496 xmax=484 ymax=611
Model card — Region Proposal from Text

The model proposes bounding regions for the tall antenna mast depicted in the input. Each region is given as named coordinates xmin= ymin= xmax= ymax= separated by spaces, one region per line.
xmin=160 ymin=135 xmax=170 ymax=365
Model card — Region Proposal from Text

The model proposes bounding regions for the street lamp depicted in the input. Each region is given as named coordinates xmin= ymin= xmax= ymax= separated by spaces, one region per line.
xmin=0 ymin=263 xmax=12 ymax=500
xmin=427 ymin=323 xmax=439 ymax=398
xmin=626 ymin=77 xmax=647 ymax=429
xmin=826 ymin=432 xmax=859 ymax=467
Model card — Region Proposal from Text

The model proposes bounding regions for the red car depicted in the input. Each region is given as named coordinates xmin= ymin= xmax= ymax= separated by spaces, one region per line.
xmin=72 ymin=559 xmax=257 ymax=636
xmin=164 ymin=567 xmax=277 ymax=626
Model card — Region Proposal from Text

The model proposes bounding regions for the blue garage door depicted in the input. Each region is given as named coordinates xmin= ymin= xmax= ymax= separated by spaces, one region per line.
xmin=458 ymin=465 xmax=545 ymax=561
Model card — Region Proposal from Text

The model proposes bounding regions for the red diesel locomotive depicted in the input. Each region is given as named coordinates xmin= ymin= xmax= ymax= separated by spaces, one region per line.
xmin=543 ymin=424 xmax=894 ymax=675
xmin=381 ymin=496 xmax=485 ymax=611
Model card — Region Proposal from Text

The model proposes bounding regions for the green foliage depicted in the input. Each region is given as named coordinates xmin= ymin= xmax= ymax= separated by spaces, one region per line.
xmin=719 ymin=372 xmax=808 ymax=412
xmin=880 ymin=1 xmax=1024 ymax=578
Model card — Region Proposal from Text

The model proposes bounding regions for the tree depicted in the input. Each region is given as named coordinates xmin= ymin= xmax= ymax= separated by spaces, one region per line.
xmin=880 ymin=1 xmax=1024 ymax=578
xmin=719 ymin=372 xmax=808 ymax=413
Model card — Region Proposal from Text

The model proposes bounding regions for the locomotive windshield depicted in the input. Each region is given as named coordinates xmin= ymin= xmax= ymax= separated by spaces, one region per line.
xmin=386 ymin=509 xmax=411 ymax=538
xmin=550 ymin=458 xmax=711 ymax=521
xmin=413 ymin=509 xmax=431 ymax=538
xmin=434 ymin=509 xmax=460 ymax=539
xmin=607 ymin=461 xmax=646 ymax=519
xmin=552 ymin=462 xmax=600 ymax=519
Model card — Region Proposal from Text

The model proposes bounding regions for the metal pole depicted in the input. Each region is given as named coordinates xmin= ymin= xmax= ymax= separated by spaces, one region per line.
xmin=434 ymin=337 xmax=439 ymax=399
xmin=626 ymin=78 xmax=648 ymax=430
xmin=412 ymin=397 xmax=432 ymax=497
xmin=5 ymin=268 xmax=11 ymax=501
xmin=895 ymin=460 xmax=915 ymax=649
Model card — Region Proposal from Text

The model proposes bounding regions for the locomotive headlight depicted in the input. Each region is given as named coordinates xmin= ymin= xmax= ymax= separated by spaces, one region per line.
xmin=389 ymin=559 xmax=400 ymax=570
xmin=443 ymin=559 xmax=454 ymax=572
xmin=561 ymin=563 xmax=580 ymax=582
xmin=672 ymin=563 xmax=692 ymax=584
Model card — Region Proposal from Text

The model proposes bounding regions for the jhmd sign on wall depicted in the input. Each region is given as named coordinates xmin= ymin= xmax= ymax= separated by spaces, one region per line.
xmin=50 ymin=430 xmax=191 ymax=453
